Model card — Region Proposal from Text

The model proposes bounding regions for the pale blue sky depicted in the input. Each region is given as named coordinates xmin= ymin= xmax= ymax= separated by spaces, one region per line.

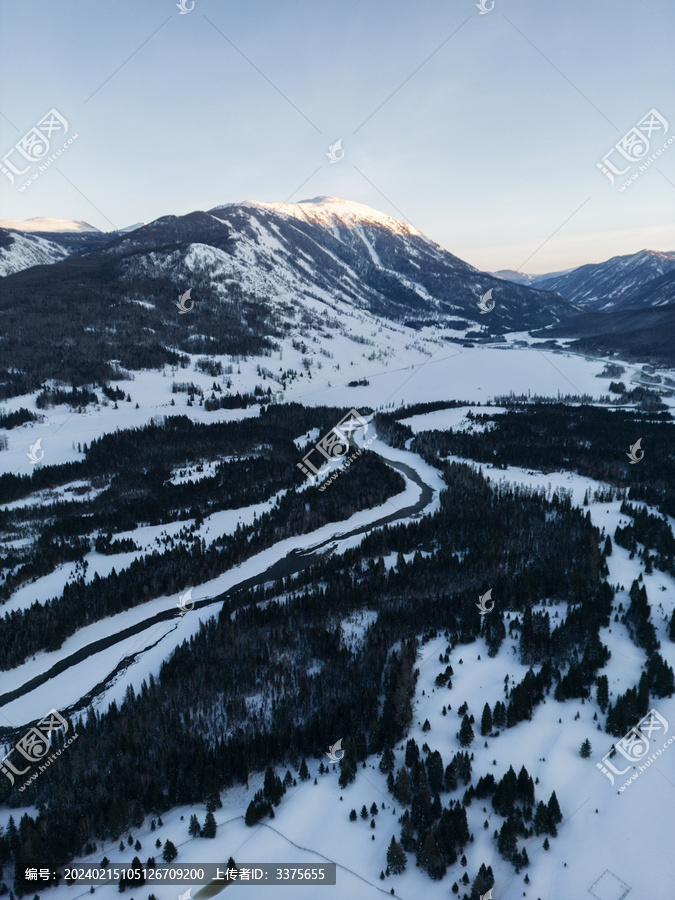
xmin=0 ymin=0 xmax=673 ymax=272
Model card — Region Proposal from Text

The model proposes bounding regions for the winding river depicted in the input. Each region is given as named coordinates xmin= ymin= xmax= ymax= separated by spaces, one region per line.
xmin=0 ymin=452 xmax=436 ymax=723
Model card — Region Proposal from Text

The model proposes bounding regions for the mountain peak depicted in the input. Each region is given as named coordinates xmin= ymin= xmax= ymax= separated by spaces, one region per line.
xmin=210 ymin=196 xmax=422 ymax=238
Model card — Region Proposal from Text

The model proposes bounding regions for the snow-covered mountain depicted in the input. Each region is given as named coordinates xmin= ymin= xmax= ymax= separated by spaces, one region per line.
xmin=535 ymin=249 xmax=675 ymax=310
xmin=0 ymin=216 xmax=100 ymax=233
xmin=0 ymin=228 xmax=69 ymax=277
xmin=98 ymin=195 xmax=577 ymax=334
xmin=116 ymin=221 xmax=146 ymax=233
xmin=7 ymin=196 xmax=674 ymax=369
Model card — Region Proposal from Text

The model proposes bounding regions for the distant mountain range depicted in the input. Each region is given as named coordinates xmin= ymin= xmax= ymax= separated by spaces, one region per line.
xmin=492 ymin=268 xmax=573 ymax=286
xmin=494 ymin=250 xmax=675 ymax=312
xmin=535 ymin=249 xmax=675 ymax=310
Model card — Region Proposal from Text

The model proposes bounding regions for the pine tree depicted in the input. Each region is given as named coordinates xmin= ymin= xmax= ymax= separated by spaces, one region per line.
xmin=338 ymin=754 xmax=357 ymax=788
xmin=426 ymin=750 xmax=444 ymax=795
xmin=480 ymin=702 xmax=493 ymax=736
xmin=202 ymin=812 xmax=217 ymax=838
xmin=394 ymin=767 xmax=412 ymax=805
xmin=420 ymin=829 xmax=446 ymax=880
xmin=360 ymin=805 xmax=369 ymax=820
xmin=444 ymin=763 xmax=457 ymax=793
xmin=596 ymin=675 xmax=609 ymax=712
xmin=471 ymin=862 xmax=495 ymax=899
xmin=497 ymin=818 xmax=517 ymax=862
xmin=400 ymin=814 xmax=416 ymax=851
xmin=349 ymin=809 xmax=357 ymax=821
xmin=379 ymin=747 xmax=395 ymax=774
xmin=669 ymin=608 xmax=675 ymax=642
xmin=458 ymin=714 xmax=474 ymax=747
xmin=188 ymin=815 xmax=201 ymax=837
xmin=162 ymin=840 xmax=178 ymax=862
xmin=263 ymin=766 xmax=284 ymax=806
xmin=130 ymin=856 xmax=145 ymax=885
xmin=579 ymin=739 xmax=592 ymax=758
xmin=405 ymin=739 xmax=420 ymax=768
xmin=492 ymin=765 xmax=518 ymax=816
xmin=206 ymin=793 xmax=222 ymax=812
xmin=533 ymin=801 xmax=549 ymax=836
xmin=516 ymin=765 xmax=534 ymax=806
xmin=298 ymin=758 xmax=310 ymax=781
xmin=548 ymin=791 xmax=562 ymax=825
xmin=386 ymin=836 xmax=407 ymax=875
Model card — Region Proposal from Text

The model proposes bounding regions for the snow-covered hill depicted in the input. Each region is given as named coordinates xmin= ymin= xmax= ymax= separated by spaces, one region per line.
xmin=0 ymin=228 xmax=69 ymax=276
xmin=0 ymin=217 xmax=100 ymax=233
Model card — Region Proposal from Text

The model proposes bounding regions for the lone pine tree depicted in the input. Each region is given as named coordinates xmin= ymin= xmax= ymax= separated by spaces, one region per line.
xmin=162 ymin=840 xmax=177 ymax=863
